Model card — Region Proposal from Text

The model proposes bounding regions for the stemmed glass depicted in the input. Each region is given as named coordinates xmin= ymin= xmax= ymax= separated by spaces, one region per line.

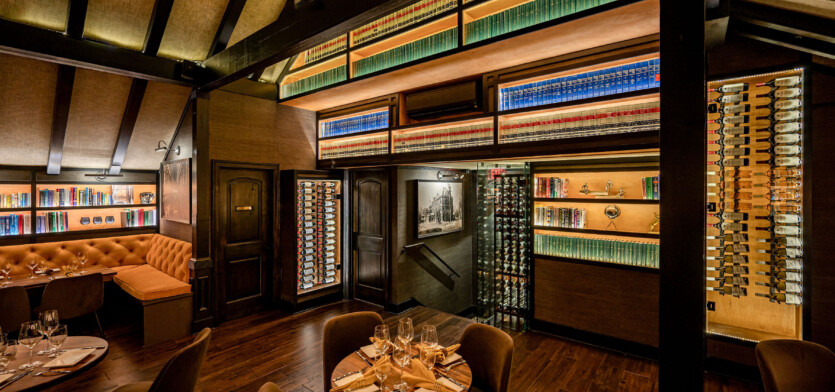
xmin=420 ymin=325 xmax=438 ymax=369
xmin=397 ymin=318 xmax=414 ymax=350
xmin=26 ymin=258 xmax=38 ymax=278
xmin=76 ymin=252 xmax=87 ymax=275
xmin=19 ymin=321 xmax=43 ymax=369
xmin=0 ymin=334 xmax=9 ymax=375
xmin=374 ymin=355 xmax=392 ymax=392
xmin=373 ymin=325 xmax=390 ymax=358
xmin=39 ymin=310 xmax=59 ymax=356
xmin=47 ymin=325 xmax=67 ymax=358
xmin=392 ymin=344 xmax=411 ymax=392
xmin=0 ymin=260 xmax=12 ymax=286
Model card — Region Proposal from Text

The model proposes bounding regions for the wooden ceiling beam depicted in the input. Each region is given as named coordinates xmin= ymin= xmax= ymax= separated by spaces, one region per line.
xmin=109 ymin=79 xmax=149 ymax=175
xmin=142 ymin=0 xmax=175 ymax=56
xmin=66 ymin=0 xmax=89 ymax=39
xmin=199 ymin=0 xmax=424 ymax=91
xmin=730 ymin=0 xmax=835 ymax=52
xmin=47 ymin=65 xmax=77 ymax=175
xmin=0 ymin=18 xmax=197 ymax=86
xmin=208 ymin=0 xmax=248 ymax=57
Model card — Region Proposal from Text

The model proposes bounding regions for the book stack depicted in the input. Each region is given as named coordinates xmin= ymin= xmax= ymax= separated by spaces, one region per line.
xmin=320 ymin=110 xmax=389 ymax=138
xmin=302 ymin=36 xmax=347 ymax=65
xmin=353 ymin=28 xmax=458 ymax=77
xmin=281 ymin=65 xmax=347 ymax=98
xmin=534 ymin=206 xmax=586 ymax=228
xmin=0 ymin=214 xmax=30 ymax=236
xmin=535 ymin=233 xmax=659 ymax=268
xmin=465 ymin=0 xmax=618 ymax=45
xmin=319 ymin=133 xmax=390 ymax=160
xmin=38 ymin=187 xmax=114 ymax=207
xmin=642 ymin=176 xmax=660 ymax=200
xmin=499 ymin=100 xmax=660 ymax=143
xmin=36 ymin=212 xmax=68 ymax=233
xmin=499 ymin=58 xmax=661 ymax=111
xmin=351 ymin=0 xmax=457 ymax=45
xmin=392 ymin=121 xmax=493 ymax=153
xmin=121 ymin=209 xmax=157 ymax=227
xmin=0 ymin=192 xmax=30 ymax=208
xmin=534 ymin=177 xmax=568 ymax=198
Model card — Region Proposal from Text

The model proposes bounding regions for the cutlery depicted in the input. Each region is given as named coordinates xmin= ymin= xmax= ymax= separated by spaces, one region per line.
xmin=33 ymin=370 xmax=71 ymax=377
xmin=355 ymin=350 xmax=372 ymax=367
xmin=442 ymin=359 xmax=467 ymax=372
xmin=37 ymin=346 xmax=105 ymax=355
xmin=433 ymin=371 xmax=467 ymax=391
xmin=0 ymin=371 xmax=30 ymax=390
xmin=332 ymin=371 xmax=361 ymax=383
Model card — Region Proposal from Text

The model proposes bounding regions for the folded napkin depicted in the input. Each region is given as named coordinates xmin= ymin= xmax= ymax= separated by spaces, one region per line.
xmin=363 ymin=337 xmax=395 ymax=358
xmin=401 ymin=360 xmax=461 ymax=392
xmin=0 ymin=373 xmax=13 ymax=384
xmin=331 ymin=355 xmax=391 ymax=392
xmin=418 ymin=344 xmax=460 ymax=364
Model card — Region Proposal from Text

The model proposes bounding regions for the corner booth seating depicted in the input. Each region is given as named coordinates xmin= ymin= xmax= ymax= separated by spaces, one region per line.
xmin=0 ymin=234 xmax=194 ymax=346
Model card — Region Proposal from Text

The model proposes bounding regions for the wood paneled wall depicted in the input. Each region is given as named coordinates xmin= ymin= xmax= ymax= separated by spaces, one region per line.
xmin=159 ymin=98 xmax=194 ymax=242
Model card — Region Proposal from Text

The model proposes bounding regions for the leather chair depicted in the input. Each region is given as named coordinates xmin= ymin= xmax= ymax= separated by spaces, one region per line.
xmin=457 ymin=323 xmax=514 ymax=392
xmin=756 ymin=339 xmax=835 ymax=392
xmin=34 ymin=273 xmax=105 ymax=338
xmin=257 ymin=382 xmax=283 ymax=392
xmin=0 ymin=286 xmax=30 ymax=335
xmin=114 ymin=328 xmax=212 ymax=392
xmin=322 ymin=311 xmax=384 ymax=390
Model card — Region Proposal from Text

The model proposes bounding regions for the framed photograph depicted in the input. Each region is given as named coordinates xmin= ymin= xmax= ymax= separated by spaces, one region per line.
xmin=161 ymin=158 xmax=191 ymax=224
xmin=416 ymin=180 xmax=464 ymax=238
xmin=111 ymin=185 xmax=134 ymax=204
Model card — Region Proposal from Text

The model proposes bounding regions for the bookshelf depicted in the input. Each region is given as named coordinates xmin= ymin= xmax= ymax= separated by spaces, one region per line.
xmin=279 ymin=55 xmax=348 ymax=99
xmin=391 ymin=117 xmax=494 ymax=154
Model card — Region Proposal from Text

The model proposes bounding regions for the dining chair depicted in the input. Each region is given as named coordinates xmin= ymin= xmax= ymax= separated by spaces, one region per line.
xmin=457 ymin=323 xmax=514 ymax=392
xmin=257 ymin=382 xmax=283 ymax=392
xmin=114 ymin=328 xmax=212 ymax=392
xmin=322 ymin=311 xmax=384 ymax=390
xmin=756 ymin=339 xmax=835 ymax=392
xmin=0 ymin=286 xmax=30 ymax=335
xmin=33 ymin=273 xmax=105 ymax=338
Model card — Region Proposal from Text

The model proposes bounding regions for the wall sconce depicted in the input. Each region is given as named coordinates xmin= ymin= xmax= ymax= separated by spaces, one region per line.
xmin=437 ymin=171 xmax=464 ymax=181
xmin=155 ymin=140 xmax=180 ymax=155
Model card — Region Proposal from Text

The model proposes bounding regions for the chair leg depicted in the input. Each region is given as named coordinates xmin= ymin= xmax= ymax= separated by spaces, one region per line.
xmin=94 ymin=312 xmax=106 ymax=339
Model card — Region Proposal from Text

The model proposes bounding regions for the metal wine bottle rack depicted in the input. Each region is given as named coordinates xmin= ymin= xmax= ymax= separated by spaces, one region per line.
xmin=297 ymin=179 xmax=341 ymax=293
xmin=705 ymin=69 xmax=804 ymax=319
xmin=476 ymin=167 xmax=530 ymax=331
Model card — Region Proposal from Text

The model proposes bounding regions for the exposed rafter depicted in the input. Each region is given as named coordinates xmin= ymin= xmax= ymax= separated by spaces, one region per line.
xmin=109 ymin=79 xmax=149 ymax=175
xmin=66 ymin=0 xmax=89 ymax=39
xmin=208 ymin=0 xmax=248 ymax=57
xmin=47 ymin=66 xmax=77 ymax=175
xmin=730 ymin=0 xmax=835 ymax=58
xmin=143 ymin=0 xmax=176 ymax=56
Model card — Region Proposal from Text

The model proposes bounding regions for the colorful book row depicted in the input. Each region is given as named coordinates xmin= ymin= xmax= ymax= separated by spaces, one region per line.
xmin=392 ymin=121 xmax=493 ymax=154
xmin=465 ymin=0 xmax=617 ymax=45
xmin=535 ymin=233 xmax=659 ymax=268
xmin=319 ymin=110 xmax=389 ymax=138
xmin=38 ymin=188 xmax=114 ymax=207
xmin=641 ymin=176 xmax=660 ymax=200
xmin=0 ymin=214 xmax=30 ymax=236
xmin=353 ymin=28 xmax=458 ymax=78
xmin=351 ymin=0 xmax=457 ymax=45
xmin=499 ymin=100 xmax=660 ymax=143
xmin=534 ymin=206 xmax=586 ymax=228
xmin=499 ymin=58 xmax=660 ymax=111
xmin=534 ymin=177 xmax=568 ymax=198
xmin=121 ymin=209 xmax=157 ymax=227
xmin=0 ymin=193 xmax=30 ymax=208
xmin=319 ymin=133 xmax=390 ymax=160
xmin=281 ymin=65 xmax=347 ymax=98
xmin=36 ymin=212 xmax=69 ymax=233
xmin=302 ymin=36 xmax=347 ymax=65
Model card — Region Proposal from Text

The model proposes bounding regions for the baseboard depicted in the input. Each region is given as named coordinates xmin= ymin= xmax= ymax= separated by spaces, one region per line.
xmin=529 ymin=319 xmax=658 ymax=360
xmin=282 ymin=291 xmax=344 ymax=314
xmin=385 ymin=298 xmax=422 ymax=314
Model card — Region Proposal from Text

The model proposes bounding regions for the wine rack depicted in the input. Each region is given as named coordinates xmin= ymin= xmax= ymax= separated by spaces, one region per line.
xmin=705 ymin=68 xmax=805 ymax=341
xmin=475 ymin=164 xmax=530 ymax=331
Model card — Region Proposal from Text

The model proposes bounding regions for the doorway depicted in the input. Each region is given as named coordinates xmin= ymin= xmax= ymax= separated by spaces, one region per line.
xmin=351 ymin=168 xmax=389 ymax=305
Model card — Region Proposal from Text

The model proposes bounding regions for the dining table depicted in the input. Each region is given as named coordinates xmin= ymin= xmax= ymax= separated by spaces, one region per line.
xmin=331 ymin=342 xmax=472 ymax=391
xmin=0 ymin=336 xmax=108 ymax=391
xmin=2 ymin=266 xmax=116 ymax=289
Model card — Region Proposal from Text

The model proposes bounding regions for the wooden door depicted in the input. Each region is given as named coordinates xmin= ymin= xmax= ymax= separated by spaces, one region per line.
xmin=352 ymin=169 xmax=389 ymax=305
xmin=215 ymin=163 xmax=276 ymax=321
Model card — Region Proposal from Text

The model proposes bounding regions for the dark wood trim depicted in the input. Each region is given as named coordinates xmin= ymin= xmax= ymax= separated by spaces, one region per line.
xmin=532 ymin=197 xmax=658 ymax=204
xmin=346 ymin=7 xmax=460 ymax=53
xmin=66 ymin=0 xmax=89 ymax=39
xmin=317 ymin=128 xmax=391 ymax=141
xmin=208 ymin=0 xmax=248 ymax=57
xmin=47 ymin=65 xmax=75 ymax=175
xmin=495 ymin=88 xmax=660 ymax=116
xmin=534 ymin=253 xmax=659 ymax=274
xmin=163 ymin=91 xmax=196 ymax=162
xmin=109 ymin=79 xmax=149 ymax=175
xmin=529 ymin=318 xmax=659 ymax=360
xmin=31 ymin=226 xmax=157 ymax=243
xmin=142 ymin=0 xmax=175 ymax=56
xmin=273 ymin=54 xmax=298 ymax=88
xmin=732 ymin=21 xmax=835 ymax=60
xmin=36 ymin=204 xmax=155 ymax=211
xmin=532 ymin=226 xmax=659 ymax=239
xmin=192 ymin=95 xmax=213 ymax=325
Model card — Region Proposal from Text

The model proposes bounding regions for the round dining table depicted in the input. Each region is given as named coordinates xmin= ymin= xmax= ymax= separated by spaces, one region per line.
xmin=331 ymin=343 xmax=472 ymax=391
xmin=1 ymin=336 xmax=108 ymax=392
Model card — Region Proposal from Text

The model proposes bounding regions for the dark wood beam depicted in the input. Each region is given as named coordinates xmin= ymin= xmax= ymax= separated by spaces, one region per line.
xmin=142 ymin=0 xmax=175 ymax=56
xmin=47 ymin=65 xmax=76 ymax=175
xmin=199 ymin=0 xmax=424 ymax=91
xmin=109 ymin=79 xmax=149 ymax=175
xmin=733 ymin=21 xmax=835 ymax=60
xmin=66 ymin=0 xmax=89 ymax=39
xmin=246 ymin=68 xmax=266 ymax=82
xmin=274 ymin=54 xmax=298 ymax=87
xmin=730 ymin=0 xmax=835 ymax=45
xmin=208 ymin=0 xmax=247 ymax=57
xmin=0 ymin=18 xmax=196 ymax=86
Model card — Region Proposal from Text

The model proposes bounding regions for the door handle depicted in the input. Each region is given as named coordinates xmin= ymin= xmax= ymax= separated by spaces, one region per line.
xmin=235 ymin=206 xmax=253 ymax=211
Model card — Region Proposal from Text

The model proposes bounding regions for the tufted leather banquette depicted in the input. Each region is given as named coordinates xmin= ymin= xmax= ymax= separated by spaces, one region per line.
xmin=113 ymin=234 xmax=192 ymax=301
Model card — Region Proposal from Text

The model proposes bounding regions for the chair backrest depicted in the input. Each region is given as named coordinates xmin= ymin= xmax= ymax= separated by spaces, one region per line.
xmin=150 ymin=327 xmax=212 ymax=392
xmin=756 ymin=339 xmax=835 ymax=392
xmin=322 ymin=311 xmax=384 ymax=390
xmin=258 ymin=382 xmax=283 ymax=392
xmin=36 ymin=273 xmax=103 ymax=319
xmin=0 ymin=286 xmax=30 ymax=333
xmin=145 ymin=234 xmax=191 ymax=283
xmin=457 ymin=323 xmax=514 ymax=392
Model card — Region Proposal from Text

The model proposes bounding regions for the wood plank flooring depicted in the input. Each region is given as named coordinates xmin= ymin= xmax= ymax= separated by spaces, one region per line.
xmin=51 ymin=300 xmax=761 ymax=392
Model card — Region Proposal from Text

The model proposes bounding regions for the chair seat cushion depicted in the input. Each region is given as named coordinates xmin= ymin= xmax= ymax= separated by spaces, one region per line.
xmin=114 ymin=265 xmax=191 ymax=301
xmin=113 ymin=381 xmax=153 ymax=392
xmin=111 ymin=265 xmax=140 ymax=273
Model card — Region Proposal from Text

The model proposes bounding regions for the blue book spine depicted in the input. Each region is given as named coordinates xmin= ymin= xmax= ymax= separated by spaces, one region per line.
xmin=639 ymin=61 xmax=649 ymax=90
xmin=628 ymin=63 xmax=637 ymax=92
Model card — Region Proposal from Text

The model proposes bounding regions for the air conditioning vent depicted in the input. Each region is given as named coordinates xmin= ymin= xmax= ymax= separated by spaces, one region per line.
xmin=405 ymin=81 xmax=482 ymax=120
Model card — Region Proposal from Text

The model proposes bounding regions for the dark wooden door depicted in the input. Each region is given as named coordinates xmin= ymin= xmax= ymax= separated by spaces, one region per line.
xmin=215 ymin=164 xmax=275 ymax=321
xmin=352 ymin=169 xmax=388 ymax=305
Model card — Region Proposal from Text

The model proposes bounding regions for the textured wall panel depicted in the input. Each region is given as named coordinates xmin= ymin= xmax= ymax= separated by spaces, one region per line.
xmin=0 ymin=0 xmax=69 ymax=31
xmin=226 ymin=0 xmax=287 ymax=48
xmin=122 ymin=82 xmax=191 ymax=170
xmin=84 ymin=0 xmax=156 ymax=51
xmin=157 ymin=0 xmax=229 ymax=61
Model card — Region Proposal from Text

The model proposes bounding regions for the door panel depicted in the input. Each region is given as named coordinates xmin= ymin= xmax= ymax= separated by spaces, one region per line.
xmin=353 ymin=170 xmax=388 ymax=305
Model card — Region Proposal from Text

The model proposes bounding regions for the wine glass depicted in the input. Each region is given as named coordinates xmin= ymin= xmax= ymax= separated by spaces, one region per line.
xmin=0 ymin=261 xmax=11 ymax=286
xmin=39 ymin=310 xmax=59 ymax=355
xmin=397 ymin=318 xmax=414 ymax=349
xmin=373 ymin=325 xmax=390 ymax=358
xmin=420 ymin=325 xmax=438 ymax=368
xmin=374 ymin=355 xmax=392 ymax=392
xmin=392 ymin=344 xmax=411 ymax=391
xmin=47 ymin=325 xmax=67 ymax=358
xmin=19 ymin=321 xmax=43 ymax=369
xmin=26 ymin=258 xmax=38 ymax=278
xmin=76 ymin=252 xmax=87 ymax=275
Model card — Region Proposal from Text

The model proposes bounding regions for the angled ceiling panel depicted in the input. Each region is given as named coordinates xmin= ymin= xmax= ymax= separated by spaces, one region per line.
xmin=260 ymin=58 xmax=288 ymax=83
xmin=0 ymin=0 xmax=69 ymax=31
xmin=226 ymin=0 xmax=287 ymax=48
xmin=157 ymin=0 xmax=230 ymax=61
xmin=122 ymin=82 xmax=191 ymax=170
xmin=0 ymin=54 xmax=57 ymax=167
xmin=83 ymin=0 xmax=156 ymax=51
xmin=62 ymin=68 xmax=133 ymax=169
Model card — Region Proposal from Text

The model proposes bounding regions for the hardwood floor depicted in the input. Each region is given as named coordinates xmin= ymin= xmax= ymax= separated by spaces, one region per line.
xmin=52 ymin=300 xmax=761 ymax=392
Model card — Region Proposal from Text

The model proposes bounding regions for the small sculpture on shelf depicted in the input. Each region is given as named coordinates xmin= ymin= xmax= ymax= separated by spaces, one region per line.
xmin=603 ymin=205 xmax=620 ymax=231
xmin=649 ymin=212 xmax=660 ymax=234
xmin=140 ymin=192 xmax=155 ymax=205
xmin=580 ymin=180 xmax=624 ymax=199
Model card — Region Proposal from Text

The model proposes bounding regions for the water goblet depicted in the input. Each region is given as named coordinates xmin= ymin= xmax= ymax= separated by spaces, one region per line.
xmin=19 ymin=321 xmax=43 ymax=369
xmin=39 ymin=310 xmax=59 ymax=355
xmin=374 ymin=355 xmax=392 ymax=392
xmin=0 ymin=261 xmax=11 ymax=285
xmin=397 ymin=318 xmax=414 ymax=349
xmin=76 ymin=252 xmax=88 ymax=275
xmin=392 ymin=344 xmax=411 ymax=392
xmin=26 ymin=258 xmax=38 ymax=278
xmin=47 ymin=325 xmax=67 ymax=358
xmin=373 ymin=325 xmax=390 ymax=358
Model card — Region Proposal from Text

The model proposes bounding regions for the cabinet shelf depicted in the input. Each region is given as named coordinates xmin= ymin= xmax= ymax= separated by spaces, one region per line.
xmin=349 ymin=8 xmax=460 ymax=53
xmin=496 ymin=88 xmax=660 ymax=116
xmin=535 ymin=253 xmax=659 ymax=273
xmin=533 ymin=225 xmax=658 ymax=239
xmin=533 ymin=197 xmax=657 ymax=204
xmin=35 ymin=204 xmax=156 ymax=211
xmin=0 ymin=207 xmax=31 ymax=213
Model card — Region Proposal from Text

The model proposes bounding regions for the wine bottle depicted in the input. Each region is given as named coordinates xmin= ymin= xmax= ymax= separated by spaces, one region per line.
xmin=707 ymin=265 xmax=749 ymax=275
xmin=757 ymin=76 xmax=801 ymax=88
xmin=756 ymin=280 xmax=802 ymax=293
xmin=707 ymin=275 xmax=749 ymax=286
xmin=756 ymin=258 xmax=802 ymax=270
xmin=755 ymin=292 xmax=801 ymax=304
xmin=756 ymin=270 xmax=801 ymax=281
xmin=298 ymin=195 xmax=314 ymax=201
xmin=299 ymin=181 xmax=315 ymax=187
xmin=757 ymin=247 xmax=802 ymax=258
xmin=300 ymin=201 xmax=314 ymax=208
xmin=707 ymin=125 xmax=750 ymax=136
xmin=755 ymin=145 xmax=801 ymax=156
xmin=707 ymin=233 xmax=749 ymax=242
xmin=708 ymin=286 xmax=748 ymax=296
xmin=755 ymin=134 xmax=801 ymax=145
xmin=756 ymin=236 xmax=801 ymax=247
xmin=707 ymin=243 xmax=750 ymax=253
xmin=709 ymin=83 xmax=748 ymax=93
xmin=299 ymin=188 xmax=314 ymax=194
xmin=707 ymin=254 xmax=749 ymax=264
xmin=323 ymin=201 xmax=336 ymax=207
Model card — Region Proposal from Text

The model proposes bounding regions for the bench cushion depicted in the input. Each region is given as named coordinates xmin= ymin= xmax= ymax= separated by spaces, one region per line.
xmin=114 ymin=265 xmax=191 ymax=301
xmin=146 ymin=234 xmax=191 ymax=284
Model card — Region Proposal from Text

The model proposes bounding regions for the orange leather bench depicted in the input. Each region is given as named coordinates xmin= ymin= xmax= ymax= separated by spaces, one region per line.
xmin=0 ymin=234 xmax=194 ymax=346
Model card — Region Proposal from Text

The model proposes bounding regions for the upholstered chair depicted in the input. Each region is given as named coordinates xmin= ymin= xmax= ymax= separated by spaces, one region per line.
xmin=257 ymin=382 xmax=283 ymax=392
xmin=114 ymin=328 xmax=212 ymax=392
xmin=34 ymin=273 xmax=105 ymax=337
xmin=322 ymin=311 xmax=384 ymax=390
xmin=756 ymin=339 xmax=835 ymax=392
xmin=457 ymin=323 xmax=514 ymax=392
xmin=0 ymin=286 xmax=30 ymax=335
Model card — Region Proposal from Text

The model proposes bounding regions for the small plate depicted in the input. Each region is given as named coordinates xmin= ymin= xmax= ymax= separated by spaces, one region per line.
xmin=43 ymin=348 xmax=94 ymax=368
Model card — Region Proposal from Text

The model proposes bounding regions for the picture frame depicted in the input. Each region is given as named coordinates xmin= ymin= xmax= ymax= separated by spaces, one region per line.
xmin=161 ymin=158 xmax=191 ymax=224
xmin=416 ymin=180 xmax=464 ymax=238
